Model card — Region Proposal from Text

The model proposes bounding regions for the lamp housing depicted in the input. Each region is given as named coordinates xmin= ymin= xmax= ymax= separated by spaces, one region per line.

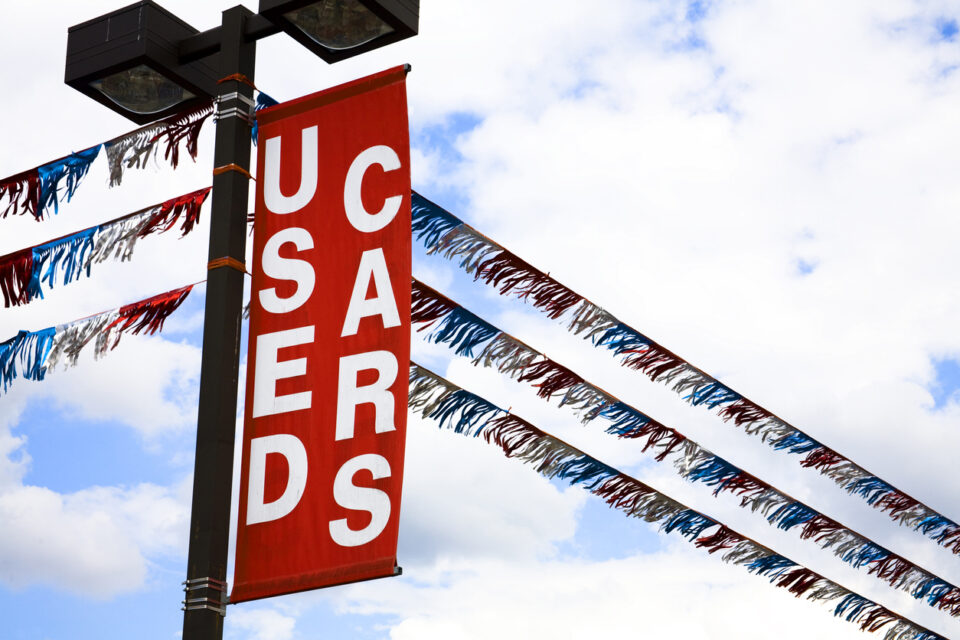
xmin=259 ymin=0 xmax=418 ymax=62
xmin=65 ymin=0 xmax=218 ymax=124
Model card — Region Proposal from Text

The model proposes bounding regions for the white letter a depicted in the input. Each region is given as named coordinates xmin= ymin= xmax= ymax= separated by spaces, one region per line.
xmin=341 ymin=248 xmax=401 ymax=337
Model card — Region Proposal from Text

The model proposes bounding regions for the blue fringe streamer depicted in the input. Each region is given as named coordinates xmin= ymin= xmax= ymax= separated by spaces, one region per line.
xmin=593 ymin=322 xmax=652 ymax=354
xmin=834 ymin=593 xmax=872 ymax=622
xmin=547 ymin=454 xmax=618 ymax=488
xmin=772 ymin=430 xmax=821 ymax=454
xmin=251 ymin=92 xmax=280 ymax=143
xmin=767 ymin=502 xmax=818 ymax=531
xmin=0 ymin=328 xmax=56 ymax=391
xmin=746 ymin=554 xmax=797 ymax=579
xmin=37 ymin=146 xmax=101 ymax=215
xmin=429 ymin=306 xmax=499 ymax=357
xmin=429 ymin=389 xmax=504 ymax=436
xmin=918 ymin=514 xmax=954 ymax=536
xmin=845 ymin=475 xmax=895 ymax=506
xmin=411 ymin=192 xmax=462 ymax=250
xmin=30 ymin=228 xmax=97 ymax=295
xmin=912 ymin=577 xmax=953 ymax=606
xmin=0 ymin=336 xmax=17 ymax=391
xmin=685 ymin=381 xmax=741 ymax=408
xmin=593 ymin=402 xmax=652 ymax=437
xmin=662 ymin=509 xmax=716 ymax=539
xmin=840 ymin=541 xmax=889 ymax=568
xmin=16 ymin=328 xmax=55 ymax=382
xmin=685 ymin=456 xmax=742 ymax=494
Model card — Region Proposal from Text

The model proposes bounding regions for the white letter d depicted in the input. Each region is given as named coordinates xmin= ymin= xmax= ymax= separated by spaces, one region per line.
xmin=246 ymin=434 xmax=308 ymax=525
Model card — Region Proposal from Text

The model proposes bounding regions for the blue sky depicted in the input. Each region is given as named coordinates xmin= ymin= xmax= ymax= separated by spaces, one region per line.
xmin=1 ymin=1 xmax=960 ymax=639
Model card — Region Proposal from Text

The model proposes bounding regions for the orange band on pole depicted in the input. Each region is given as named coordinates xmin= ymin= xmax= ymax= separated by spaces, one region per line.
xmin=213 ymin=164 xmax=254 ymax=180
xmin=217 ymin=73 xmax=256 ymax=89
xmin=207 ymin=256 xmax=249 ymax=274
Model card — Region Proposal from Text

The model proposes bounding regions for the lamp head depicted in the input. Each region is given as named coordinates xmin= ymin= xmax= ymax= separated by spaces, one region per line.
xmin=259 ymin=0 xmax=418 ymax=62
xmin=65 ymin=1 xmax=217 ymax=124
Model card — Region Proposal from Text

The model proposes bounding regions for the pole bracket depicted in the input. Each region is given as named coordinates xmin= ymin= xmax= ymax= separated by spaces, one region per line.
xmin=214 ymin=91 xmax=255 ymax=125
xmin=182 ymin=577 xmax=228 ymax=616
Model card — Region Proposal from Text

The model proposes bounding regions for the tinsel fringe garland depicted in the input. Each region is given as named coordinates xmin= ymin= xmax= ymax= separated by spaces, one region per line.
xmin=0 ymin=101 xmax=215 ymax=222
xmin=0 ymin=284 xmax=194 ymax=393
xmin=409 ymin=191 xmax=960 ymax=555
xmin=410 ymin=278 xmax=960 ymax=617
xmin=408 ymin=362 xmax=946 ymax=640
xmin=0 ymin=188 xmax=209 ymax=308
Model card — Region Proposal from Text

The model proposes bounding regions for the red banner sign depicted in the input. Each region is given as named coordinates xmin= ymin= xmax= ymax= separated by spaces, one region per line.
xmin=232 ymin=67 xmax=411 ymax=603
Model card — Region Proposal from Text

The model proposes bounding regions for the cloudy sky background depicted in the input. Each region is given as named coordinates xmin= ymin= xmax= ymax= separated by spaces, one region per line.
xmin=1 ymin=0 xmax=959 ymax=638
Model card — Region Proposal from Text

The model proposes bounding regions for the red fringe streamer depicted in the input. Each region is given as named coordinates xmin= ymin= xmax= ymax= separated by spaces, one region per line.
xmin=775 ymin=568 xmax=822 ymax=597
xmin=940 ymin=526 xmax=960 ymax=555
xmin=104 ymin=285 xmax=193 ymax=348
xmin=592 ymin=474 xmax=654 ymax=511
xmin=0 ymin=169 xmax=40 ymax=220
xmin=695 ymin=525 xmax=744 ymax=553
xmin=873 ymin=492 xmax=919 ymax=519
xmin=475 ymin=252 xmax=582 ymax=319
xmin=150 ymin=102 xmax=214 ymax=169
xmin=799 ymin=447 xmax=846 ymax=471
xmin=718 ymin=398 xmax=774 ymax=427
xmin=517 ymin=358 xmax=584 ymax=399
xmin=483 ymin=414 xmax=541 ymax=458
xmin=620 ymin=346 xmax=685 ymax=381
xmin=714 ymin=471 xmax=769 ymax=500
xmin=938 ymin=589 xmax=960 ymax=616
xmin=410 ymin=281 xmax=457 ymax=330
xmin=520 ymin=280 xmax=582 ymax=319
xmin=139 ymin=187 xmax=211 ymax=238
xmin=799 ymin=514 xmax=843 ymax=541
xmin=859 ymin=606 xmax=897 ymax=633
xmin=0 ymin=249 xmax=33 ymax=307
xmin=867 ymin=554 xmax=912 ymax=586
xmin=641 ymin=423 xmax=687 ymax=462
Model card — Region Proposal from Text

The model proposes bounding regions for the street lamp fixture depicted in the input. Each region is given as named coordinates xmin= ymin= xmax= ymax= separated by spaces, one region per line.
xmin=65 ymin=2 xmax=217 ymax=124
xmin=259 ymin=0 xmax=418 ymax=62
xmin=63 ymin=1 xmax=419 ymax=639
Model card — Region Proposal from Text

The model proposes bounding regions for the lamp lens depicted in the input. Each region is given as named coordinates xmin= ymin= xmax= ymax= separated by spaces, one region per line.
xmin=284 ymin=0 xmax=394 ymax=50
xmin=90 ymin=65 xmax=195 ymax=115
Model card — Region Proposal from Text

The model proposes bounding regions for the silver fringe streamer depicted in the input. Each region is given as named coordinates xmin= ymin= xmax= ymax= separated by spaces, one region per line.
xmin=46 ymin=313 xmax=118 ymax=370
xmin=567 ymin=300 xmax=618 ymax=341
xmin=87 ymin=206 xmax=162 ymax=265
xmin=409 ymin=365 xmax=458 ymax=418
xmin=105 ymin=130 xmax=163 ymax=187
xmin=433 ymin=226 xmax=501 ymax=274
xmin=473 ymin=333 xmax=539 ymax=378
xmin=558 ymin=382 xmax=616 ymax=421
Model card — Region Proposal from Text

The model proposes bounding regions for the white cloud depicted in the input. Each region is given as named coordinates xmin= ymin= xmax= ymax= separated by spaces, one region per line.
xmin=0 ymin=335 xmax=197 ymax=597
xmin=0 ymin=479 xmax=189 ymax=598
xmin=334 ymin=550 xmax=872 ymax=640
xmin=227 ymin=607 xmax=297 ymax=640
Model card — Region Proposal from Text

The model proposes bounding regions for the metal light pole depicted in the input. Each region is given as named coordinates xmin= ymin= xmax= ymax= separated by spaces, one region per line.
xmin=181 ymin=7 xmax=255 ymax=638
xmin=64 ymin=2 xmax=418 ymax=638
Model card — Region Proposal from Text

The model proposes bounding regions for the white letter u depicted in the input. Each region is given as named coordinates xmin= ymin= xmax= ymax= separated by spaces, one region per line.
xmin=264 ymin=125 xmax=318 ymax=214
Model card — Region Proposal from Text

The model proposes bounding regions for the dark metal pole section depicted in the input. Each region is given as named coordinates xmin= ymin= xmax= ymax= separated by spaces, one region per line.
xmin=182 ymin=5 xmax=256 ymax=640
